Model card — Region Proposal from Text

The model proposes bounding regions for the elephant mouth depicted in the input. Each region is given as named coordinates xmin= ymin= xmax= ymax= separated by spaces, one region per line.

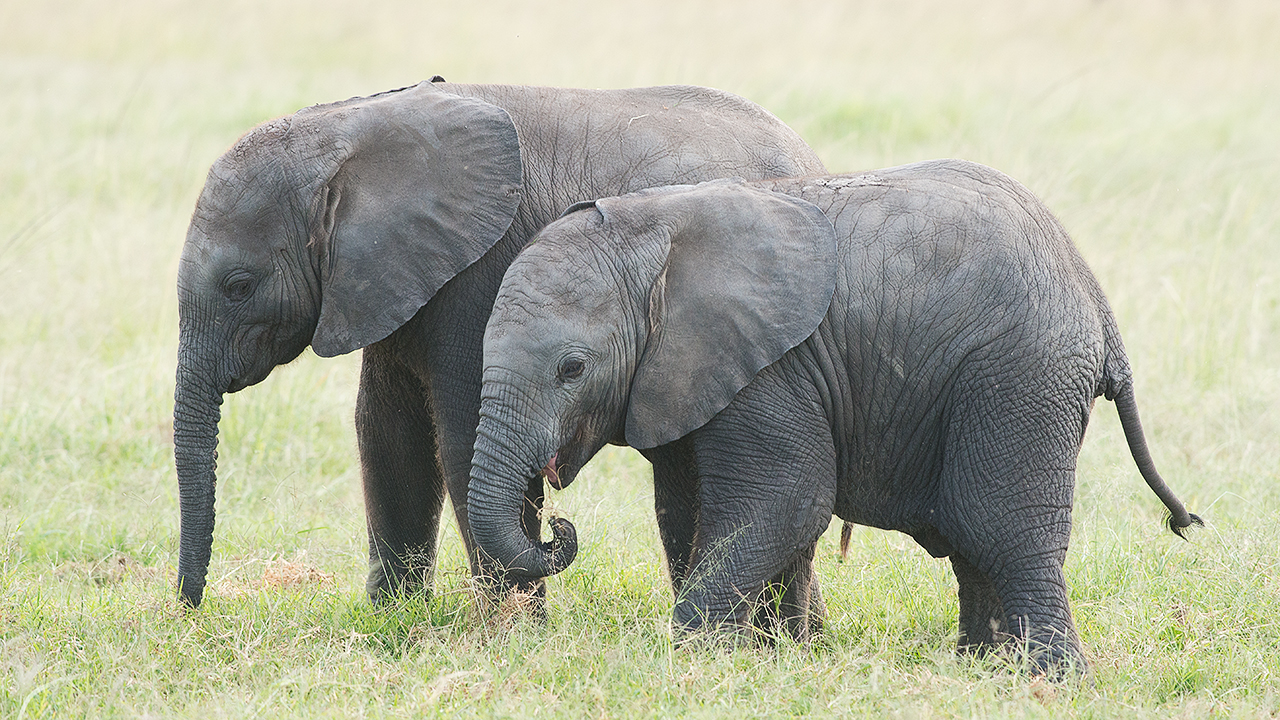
xmin=541 ymin=452 xmax=564 ymax=490
xmin=541 ymin=451 xmax=582 ymax=490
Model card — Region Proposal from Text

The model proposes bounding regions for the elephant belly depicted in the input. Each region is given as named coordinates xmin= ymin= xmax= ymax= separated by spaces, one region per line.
xmin=833 ymin=389 xmax=957 ymax=543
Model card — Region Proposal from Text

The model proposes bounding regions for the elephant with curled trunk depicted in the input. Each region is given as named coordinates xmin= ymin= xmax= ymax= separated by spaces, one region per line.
xmin=469 ymin=159 xmax=1201 ymax=668
xmin=174 ymin=78 xmax=827 ymax=608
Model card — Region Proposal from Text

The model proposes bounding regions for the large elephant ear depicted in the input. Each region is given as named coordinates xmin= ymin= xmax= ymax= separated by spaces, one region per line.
xmin=617 ymin=180 xmax=838 ymax=449
xmin=308 ymin=83 xmax=523 ymax=357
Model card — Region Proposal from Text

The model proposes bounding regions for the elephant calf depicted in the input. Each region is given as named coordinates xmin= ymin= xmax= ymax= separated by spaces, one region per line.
xmin=467 ymin=159 xmax=1200 ymax=670
xmin=172 ymin=79 xmax=826 ymax=609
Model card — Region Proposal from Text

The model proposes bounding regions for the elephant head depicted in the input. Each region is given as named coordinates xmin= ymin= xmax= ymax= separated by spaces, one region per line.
xmin=174 ymin=82 xmax=523 ymax=607
xmin=467 ymin=180 xmax=837 ymax=580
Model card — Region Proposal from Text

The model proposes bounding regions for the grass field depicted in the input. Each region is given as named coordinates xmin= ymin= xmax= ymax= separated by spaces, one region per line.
xmin=2 ymin=1 xmax=1279 ymax=716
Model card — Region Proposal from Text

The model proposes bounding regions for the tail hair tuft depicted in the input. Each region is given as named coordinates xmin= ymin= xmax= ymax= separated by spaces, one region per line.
xmin=1168 ymin=512 xmax=1204 ymax=540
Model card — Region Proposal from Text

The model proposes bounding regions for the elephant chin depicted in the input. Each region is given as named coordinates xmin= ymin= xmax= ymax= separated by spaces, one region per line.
xmin=226 ymin=337 xmax=308 ymax=394
xmin=225 ymin=370 xmax=270 ymax=393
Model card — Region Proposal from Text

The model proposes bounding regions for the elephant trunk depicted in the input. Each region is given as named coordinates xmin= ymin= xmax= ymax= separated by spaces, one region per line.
xmin=467 ymin=413 xmax=577 ymax=583
xmin=173 ymin=355 xmax=225 ymax=607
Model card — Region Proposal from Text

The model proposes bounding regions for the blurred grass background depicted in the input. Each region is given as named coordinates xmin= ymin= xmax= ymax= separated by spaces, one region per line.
xmin=1 ymin=1 xmax=1278 ymax=717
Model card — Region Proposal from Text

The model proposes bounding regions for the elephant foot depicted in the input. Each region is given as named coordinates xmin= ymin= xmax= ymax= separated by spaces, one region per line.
xmin=367 ymin=575 xmax=433 ymax=606
xmin=748 ymin=587 xmax=820 ymax=644
xmin=503 ymin=577 xmax=549 ymax=622
xmin=1001 ymin=622 xmax=1089 ymax=679
xmin=956 ymin=619 xmax=1010 ymax=657
xmin=675 ymin=591 xmax=793 ymax=648
xmin=366 ymin=552 xmax=434 ymax=605
xmin=955 ymin=627 xmax=1088 ymax=679
xmin=748 ymin=543 xmax=822 ymax=643
xmin=670 ymin=616 xmax=755 ymax=651
xmin=470 ymin=574 xmax=549 ymax=622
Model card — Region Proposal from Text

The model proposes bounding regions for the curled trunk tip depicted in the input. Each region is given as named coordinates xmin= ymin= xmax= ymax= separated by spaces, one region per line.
xmin=483 ymin=515 xmax=578 ymax=580
xmin=542 ymin=517 xmax=578 ymax=575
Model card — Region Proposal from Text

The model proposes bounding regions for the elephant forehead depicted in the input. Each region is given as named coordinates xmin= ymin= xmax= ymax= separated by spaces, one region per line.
xmin=198 ymin=160 xmax=288 ymax=222
xmin=484 ymin=321 xmax=564 ymax=357
xmin=202 ymin=120 xmax=334 ymax=221
xmin=486 ymin=286 xmax=625 ymax=358
xmin=188 ymin=196 xmax=292 ymax=261
xmin=489 ymin=288 xmax=613 ymax=337
xmin=503 ymin=246 xmax=622 ymax=304
xmin=229 ymin=117 xmax=293 ymax=161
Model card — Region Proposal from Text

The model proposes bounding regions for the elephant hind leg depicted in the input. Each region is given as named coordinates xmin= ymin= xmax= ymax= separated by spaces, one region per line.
xmin=992 ymin=556 xmax=1083 ymax=673
xmin=937 ymin=365 xmax=1091 ymax=672
xmin=945 ymin=491 xmax=1084 ymax=671
xmin=950 ymin=552 xmax=1006 ymax=654
xmin=945 ymin=495 xmax=1083 ymax=672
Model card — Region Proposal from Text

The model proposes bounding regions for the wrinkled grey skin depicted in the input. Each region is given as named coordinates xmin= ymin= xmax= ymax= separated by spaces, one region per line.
xmin=470 ymin=160 xmax=1201 ymax=666
xmin=174 ymin=79 xmax=827 ymax=608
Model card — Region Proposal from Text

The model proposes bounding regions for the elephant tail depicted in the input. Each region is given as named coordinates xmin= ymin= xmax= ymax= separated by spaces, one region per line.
xmin=839 ymin=521 xmax=852 ymax=561
xmin=1113 ymin=382 xmax=1203 ymax=538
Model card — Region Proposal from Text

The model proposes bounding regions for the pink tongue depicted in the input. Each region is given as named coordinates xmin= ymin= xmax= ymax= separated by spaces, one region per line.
xmin=541 ymin=453 xmax=560 ymax=488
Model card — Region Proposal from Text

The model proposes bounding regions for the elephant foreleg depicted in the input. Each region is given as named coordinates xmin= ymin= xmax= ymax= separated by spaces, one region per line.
xmin=651 ymin=438 xmax=827 ymax=642
xmin=676 ymin=383 xmax=838 ymax=642
xmin=648 ymin=439 xmax=701 ymax=593
xmin=356 ymin=343 xmax=445 ymax=603
xmin=753 ymin=541 xmax=821 ymax=642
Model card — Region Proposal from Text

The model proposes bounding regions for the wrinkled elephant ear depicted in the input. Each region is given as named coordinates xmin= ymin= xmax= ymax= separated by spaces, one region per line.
xmin=307 ymin=83 xmax=524 ymax=357
xmin=618 ymin=180 xmax=839 ymax=449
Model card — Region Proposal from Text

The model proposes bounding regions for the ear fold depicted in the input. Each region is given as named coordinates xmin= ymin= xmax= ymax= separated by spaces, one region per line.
xmin=618 ymin=180 xmax=838 ymax=449
xmin=307 ymin=83 xmax=523 ymax=357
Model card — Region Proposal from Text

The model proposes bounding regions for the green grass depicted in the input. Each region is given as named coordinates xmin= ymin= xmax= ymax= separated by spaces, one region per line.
xmin=3 ymin=0 xmax=1280 ymax=716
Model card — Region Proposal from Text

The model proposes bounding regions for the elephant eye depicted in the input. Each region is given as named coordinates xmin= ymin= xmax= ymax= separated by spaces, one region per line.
xmin=557 ymin=357 xmax=586 ymax=383
xmin=223 ymin=274 xmax=256 ymax=302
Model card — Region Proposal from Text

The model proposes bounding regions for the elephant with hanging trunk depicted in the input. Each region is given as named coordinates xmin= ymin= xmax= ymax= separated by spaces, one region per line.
xmin=468 ymin=159 xmax=1201 ymax=667
xmin=173 ymin=78 xmax=828 ymax=608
